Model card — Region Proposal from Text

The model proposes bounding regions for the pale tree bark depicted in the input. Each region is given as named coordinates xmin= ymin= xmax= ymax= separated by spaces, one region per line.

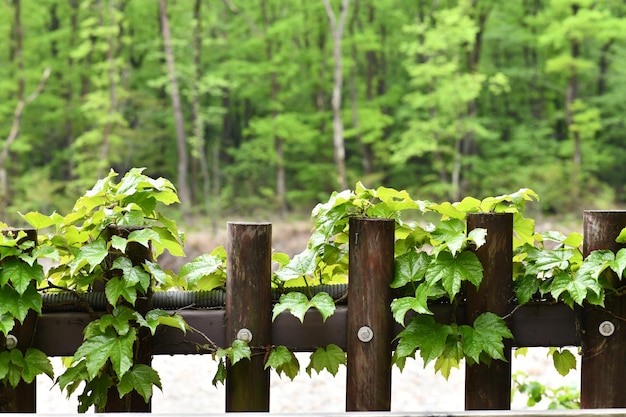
xmin=1 ymin=1 xmax=51 ymax=217
xmin=322 ymin=0 xmax=350 ymax=190
xmin=97 ymin=0 xmax=118 ymax=178
xmin=191 ymin=0 xmax=211 ymax=212
xmin=159 ymin=0 xmax=191 ymax=216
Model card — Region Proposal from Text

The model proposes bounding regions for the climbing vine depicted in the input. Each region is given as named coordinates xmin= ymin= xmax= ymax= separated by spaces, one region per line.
xmin=2 ymin=171 xmax=624 ymax=411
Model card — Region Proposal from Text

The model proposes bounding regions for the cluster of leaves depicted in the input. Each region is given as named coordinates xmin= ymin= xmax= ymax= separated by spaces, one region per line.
xmin=512 ymin=365 xmax=580 ymax=410
xmin=15 ymin=169 xmax=189 ymax=412
xmin=0 ymin=230 xmax=53 ymax=387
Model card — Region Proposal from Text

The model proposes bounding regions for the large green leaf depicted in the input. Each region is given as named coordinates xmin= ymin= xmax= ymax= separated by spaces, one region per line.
xmin=105 ymin=277 xmax=137 ymax=306
xmin=395 ymin=315 xmax=452 ymax=366
xmin=460 ymin=312 xmax=513 ymax=364
xmin=22 ymin=348 xmax=54 ymax=383
xmin=0 ymin=285 xmax=42 ymax=322
xmin=72 ymin=238 xmax=108 ymax=274
xmin=73 ymin=328 xmax=135 ymax=379
xmin=0 ymin=258 xmax=44 ymax=294
xmin=272 ymin=292 xmax=310 ymax=322
xmin=179 ymin=254 xmax=224 ymax=287
xmin=265 ymin=346 xmax=300 ymax=380
xmin=391 ymin=251 xmax=431 ymax=288
xmin=127 ymin=228 xmax=160 ymax=249
xmin=118 ymin=364 xmax=162 ymax=403
xmin=431 ymin=219 xmax=467 ymax=255
xmin=306 ymin=344 xmax=346 ymax=376
xmin=275 ymin=248 xmax=317 ymax=281
xmin=426 ymin=251 xmax=483 ymax=300
xmin=551 ymin=348 xmax=577 ymax=376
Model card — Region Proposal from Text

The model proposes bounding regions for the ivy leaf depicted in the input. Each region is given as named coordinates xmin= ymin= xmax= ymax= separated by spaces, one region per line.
xmin=151 ymin=226 xmax=185 ymax=258
xmin=19 ymin=211 xmax=60 ymax=230
xmin=306 ymin=344 xmax=346 ymax=376
xmin=143 ymin=260 xmax=169 ymax=286
xmin=426 ymin=251 xmax=483 ymax=300
xmin=179 ymin=254 xmax=223 ymax=287
xmin=0 ymin=258 xmax=44 ymax=294
xmin=391 ymin=284 xmax=433 ymax=324
xmin=139 ymin=310 xmax=187 ymax=335
xmin=272 ymin=292 xmax=310 ymax=322
xmin=391 ymin=251 xmax=430 ymax=288
xmin=230 ymin=340 xmax=251 ymax=365
xmin=513 ymin=213 xmax=536 ymax=247
xmin=212 ymin=359 xmax=227 ymax=386
xmin=616 ymin=227 xmax=626 ymax=244
xmin=57 ymin=360 xmax=88 ymax=395
xmin=552 ymin=348 xmax=577 ymax=377
xmin=534 ymin=249 xmax=573 ymax=272
xmin=461 ymin=312 xmax=513 ymax=363
xmin=467 ymin=228 xmax=487 ymax=249
xmin=265 ymin=346 xmax=300 ymax=380
xmin=309 ymin=292 xmax=335 ymax=321
xmin=429 ymin=202 xmax=465 ymax=220
xmin=610 ymin=248 xmax=626 ymax=279
xmin=22 ymin=348 xmax=54 ymax=383
xmin=431 ymin=219 xmax=467 ymax=256
xmin=73 ymin=328 xmax=135 ymax=379
xmin=127 ymin=228 xmax=160 ymax=249
xmin=72 ymin=238 xmax=108 ymax=274
xmin=0 ymin=285 xmax=42 ymax=322
xmin=0 ymin=313 xmax=15 ymax=334
xmin=118 ymin=364 xmax=162 ymax=403
xmin=275 ymin=248 xmax=317 ymax=281
xmin=105 ymin=277 xmax=137 ymax=306
xmin=514 ymin=274 xmax=540 ymax=305
xmin=434 ymin=337 xmax=463 ymax=379
xmin=111 ymin=235 xmax=127 ymax=253
xmin=395 ymin=315 xmax=452 ymax=366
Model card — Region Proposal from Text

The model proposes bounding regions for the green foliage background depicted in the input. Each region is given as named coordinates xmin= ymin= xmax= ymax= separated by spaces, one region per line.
xmin=2 ymin=0 xmax=626 ymax=222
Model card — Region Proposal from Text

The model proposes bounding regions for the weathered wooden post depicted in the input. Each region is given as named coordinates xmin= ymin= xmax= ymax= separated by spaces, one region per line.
xmin=0 ymin=228 xmax=37 ymax=412
xmin=104 ymin=225 xmax=153 ymax=413
xmin=346 ymin=218 xmax=395 ymax=411
xmin=465 ymin=213 xmax=513 ymax=410
xmin=225 ymin=222 xmax=272 ymax=412
xmin=581 ymin=210 xmax=626 ymax=408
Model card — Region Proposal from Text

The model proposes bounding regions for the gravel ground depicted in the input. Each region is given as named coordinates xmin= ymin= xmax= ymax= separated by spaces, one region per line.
xmin=35 ymin=347 xmax=580 ymax=414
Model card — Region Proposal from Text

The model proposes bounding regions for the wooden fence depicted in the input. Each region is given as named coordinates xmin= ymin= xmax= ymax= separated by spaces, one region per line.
xmin=3 ymin=211 xmax=626 ymax=413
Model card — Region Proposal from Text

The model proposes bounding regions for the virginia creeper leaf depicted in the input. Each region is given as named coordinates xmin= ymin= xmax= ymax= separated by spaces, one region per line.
xmin=306 ymin=344 xmax=346 ymax=376
xmin=426 ymin=251 xmax=483 ymax=300
xmin=118 ymin=364 xmax=162 ymax=403
xmin=391 ymin=251 xmax=430 ymax=288
xmin=265 ymin=346 xmax=300 ymax=380
xmin=552 ymin=348 xmax=577 ymax=377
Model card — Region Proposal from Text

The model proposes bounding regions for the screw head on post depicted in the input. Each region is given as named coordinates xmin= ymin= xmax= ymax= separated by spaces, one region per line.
xmin=5 ymin=335 xmax=17 ymax=350
xmin=357 ymin=326 xmax=374 ymax=343
xmin=236 ymin=328 xmax=253 ymax=342
xmin=599 ymin=321 xmax=615 ymax=337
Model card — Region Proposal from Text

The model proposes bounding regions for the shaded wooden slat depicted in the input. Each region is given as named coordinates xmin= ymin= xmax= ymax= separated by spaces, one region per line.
xmin=465 ymin=213 xmax=513 ymax=410
xmin=225 ymin=223 xmax=272 ymax=412
xmin=346 ymin=218 xmax=395 ymax=411
xmin=581 ymin=211 xmax=626 ymax=408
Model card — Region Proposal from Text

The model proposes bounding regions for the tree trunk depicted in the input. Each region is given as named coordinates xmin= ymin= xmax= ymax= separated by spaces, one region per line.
xmin=565 ymin=4 xmax=581 ymax=206
xmin=322 ymin=0 xmax=350 ymax=191
xmin=191 ymin=0 xmax=211 ymax=212
xmin=159 ymin=0 xmax=191 ymax=217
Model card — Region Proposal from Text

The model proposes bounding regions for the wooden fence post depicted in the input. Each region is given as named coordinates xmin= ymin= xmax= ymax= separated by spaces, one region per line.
xmin=104 ymin=225 xmax=153 ymax=412
xmin=346 ymin=218 xmax=394 ymax=411
xmin=465 ymin=213 xmax=513 ymax=410
xmin=0 ymin=229 xmax=37 ymax=412
xmin=225 ymin=222 xmax=272 ymax=412
xmin=581 ymin=210 xmax=626 ymax=408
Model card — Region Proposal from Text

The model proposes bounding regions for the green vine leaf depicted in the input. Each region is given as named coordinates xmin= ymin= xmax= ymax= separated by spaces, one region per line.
xmin=431 ymin=219 xmax=467 ymax=255
xmin=610 ymin=248 xmax=626 ymax=278
xmin=70 ymin=238 xmax=108 ymax=275
xmin=426 ymin=251 xmax=483 ymax=300
xmin=118 ymin=364 xmax=162 ymax=403
xmin=514 ymin=274 xmax=541 ymax=305
xmin=394 ymin=315 xmax=452 ymax=367
xmin=73 ymin=328 xmax=136 ymax=380
xmin=306 ymin=344 xmax=346 ymax=376
xmin=127 ymin=228 xmax=160 ymax=249
xmin=391 ymin=251 xmax=430 ymax=288
xmin=22 ymin=348 xmax=54 ymax=383
xmin=272 ymin=292 xmax=310 ymax=322
xmin=105 ymin=277 xmax=138 ymax=306
xmin=274 ymin=248 xmax=317 ymax=282
xmin=265 ymin=346 xmax=300 ymax=380
xmin=460 ymin=312 xmax=513 ymax=364
xmin=0 ymin=258 xmax=44 ymax=294
xmin=551 ymin=348 xmax=577 ymax=377
xmin=0 ymin=285 xmax=42 ymax=322
xmin=434 ymin=337 xmax=463 ymax=379
xmin=179 ymin=253 xmax=225 ymax=290
xmin=391 ymin=283 xmax=433 ymax=324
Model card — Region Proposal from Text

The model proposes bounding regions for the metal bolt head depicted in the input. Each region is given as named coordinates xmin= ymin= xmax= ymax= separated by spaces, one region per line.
xmin=599 ymin=320 xmax=615 ymax=337
xmin=357 ymin=326 xmax=373 ymax=343
xmin=236 ymin=328 xmax=253 ymax=343
xmin=5 ymin=335 xmax=17 ymax=350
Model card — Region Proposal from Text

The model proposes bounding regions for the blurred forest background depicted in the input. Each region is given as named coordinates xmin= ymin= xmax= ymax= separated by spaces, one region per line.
xmin=2 ymin=0 xmax=626 ymax=226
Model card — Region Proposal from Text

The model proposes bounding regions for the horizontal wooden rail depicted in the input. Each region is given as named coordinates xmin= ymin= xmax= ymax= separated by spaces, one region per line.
xmin=33 ymin=302 xmax=579 ymax=357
